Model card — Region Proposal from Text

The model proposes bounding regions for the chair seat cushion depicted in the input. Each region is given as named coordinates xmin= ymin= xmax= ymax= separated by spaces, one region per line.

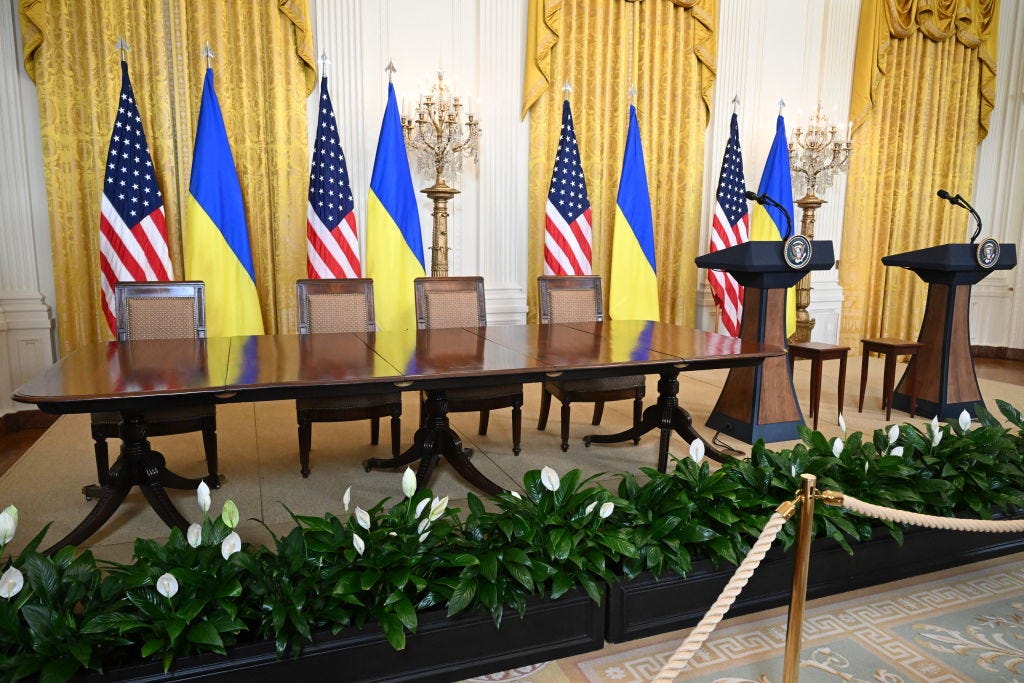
xmin=91 ymin=404 xmax=215 ymax=426
xmin=297 ymin=392 xmax=402 ymax=411
xmin=547 ymin=374 xmax=645 ymax=393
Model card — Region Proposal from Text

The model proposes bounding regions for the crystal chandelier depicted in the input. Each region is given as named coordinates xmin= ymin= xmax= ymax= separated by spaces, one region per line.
xmin=789 ymin=103 xmax=853 ymax=197
xmin=400 ymin=71 xmax=481 ymax=277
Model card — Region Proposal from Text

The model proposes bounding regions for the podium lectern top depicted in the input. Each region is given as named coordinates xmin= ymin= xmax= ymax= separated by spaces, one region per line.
xmin=695 ymin=240 xmax=835 ymax=289
xmin=882 ymin=243 xmax=1017 ymax=286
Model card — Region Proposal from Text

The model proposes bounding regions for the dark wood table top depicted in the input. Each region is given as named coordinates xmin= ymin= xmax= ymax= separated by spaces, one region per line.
xmin=14 ymin=322 xmax=785 ymax=413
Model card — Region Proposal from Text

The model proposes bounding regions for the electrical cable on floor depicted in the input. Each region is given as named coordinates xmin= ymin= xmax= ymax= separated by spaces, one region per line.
xmin=712 ymin=431 xmax=746 ymax=457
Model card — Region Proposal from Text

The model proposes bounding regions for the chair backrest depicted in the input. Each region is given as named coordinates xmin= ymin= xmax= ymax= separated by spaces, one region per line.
xmin=537 ymin=276 xmax=604 ymax=324
xmin=414 ymin=276 xmax=487 ymax=330
xmin=296 ymin=278 xmax=375 ymax=334
xmin=114 ymin=281 xmax=206 ymax=341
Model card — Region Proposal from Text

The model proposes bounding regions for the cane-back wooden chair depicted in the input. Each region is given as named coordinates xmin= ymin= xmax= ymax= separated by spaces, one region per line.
xmin=414 ymin=276 xmax=523 ymax=455
xmin=536 ymin=276 xmax=645 ymax=451
xmin=295 ymin=278 xmax=402 ymax=477
xmin=90 ymin=281 xmax=218 ymax=494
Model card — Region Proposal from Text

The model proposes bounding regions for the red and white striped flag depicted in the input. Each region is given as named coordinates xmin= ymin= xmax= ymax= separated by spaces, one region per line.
xmin=544 ymin=97 xmax=592 ymax=276
xmin=99 ymin=59 xmax=172 ymax=336
xmin=707 ymin=112 xmax=749 ymax=337
xmin=307 ymin=75 xmax=360 ymax=279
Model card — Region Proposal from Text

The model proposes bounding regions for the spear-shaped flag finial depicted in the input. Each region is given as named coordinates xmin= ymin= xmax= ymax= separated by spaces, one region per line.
xmin=385 ymin=60 xmax=397 ymax=83
xmin=562 ymin=80 xmax=573 ymax=99
xmin=115 ymin=37 xmax=130 ymax=62
xmin=318 ymin=51 xmax=331 ymax=76
xmin=628 ymin=85 xmax=637 ymax=105
xmin=201 ymin=42 xmax=215 ymax=69
xmin=732 ymin=94 xmax=740 ymax=113
xmin=777 ymin=98 xmax=786 ymax=115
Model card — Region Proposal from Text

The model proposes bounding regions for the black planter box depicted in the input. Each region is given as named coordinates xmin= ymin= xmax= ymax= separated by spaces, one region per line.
xmin=606 ymin=511 xmax=1024 ymax=642
xmin=82 ymin=589 xmax=604 ymax=682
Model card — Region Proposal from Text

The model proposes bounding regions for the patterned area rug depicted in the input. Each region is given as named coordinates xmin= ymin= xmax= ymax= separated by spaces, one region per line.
xmin=465 ymin=552 xmax=1024 ymax=682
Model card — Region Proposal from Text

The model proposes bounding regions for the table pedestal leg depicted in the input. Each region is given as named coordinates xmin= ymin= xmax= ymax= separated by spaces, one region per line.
xmin=364 ymin=390 xmax=505 ymax=495
xmin=582 ymin=369 xmax=726 ymax=471
xmin=46 ymin=411 xmax=190 ymax=554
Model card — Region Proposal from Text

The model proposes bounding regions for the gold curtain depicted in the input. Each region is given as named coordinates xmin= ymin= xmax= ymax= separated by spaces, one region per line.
xmin=522 ymin=0 xmax=716 ymax=324
xmin=19 ymin=0 xmax=315 ymax=354
xmin=839 ymin=0 xmax=998 ymax=348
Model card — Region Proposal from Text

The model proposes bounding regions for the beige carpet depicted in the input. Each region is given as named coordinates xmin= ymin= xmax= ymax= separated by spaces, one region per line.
xmin=465 ymin=551 xmax=1024 ymax=682
xmin=1 ymin=355 xmax=1022 ymax=566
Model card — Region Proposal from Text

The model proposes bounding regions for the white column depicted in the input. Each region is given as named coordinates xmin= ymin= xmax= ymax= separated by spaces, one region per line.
xmin=0 ymin=0 xmax=56 ymax=414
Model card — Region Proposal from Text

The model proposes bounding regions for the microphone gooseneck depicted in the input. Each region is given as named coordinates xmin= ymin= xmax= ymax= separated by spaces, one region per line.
xmin=745 ymin=190 xmax=794 ymax=239
xmin=936 ymin=188 xmax=983 ymax=243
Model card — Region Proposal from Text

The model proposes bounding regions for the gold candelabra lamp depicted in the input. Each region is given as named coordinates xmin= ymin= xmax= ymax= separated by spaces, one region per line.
xmin=788 ymin=103 xmax=853 ymax=342
xmin=401 ymin=71 xmax=481 ymax=277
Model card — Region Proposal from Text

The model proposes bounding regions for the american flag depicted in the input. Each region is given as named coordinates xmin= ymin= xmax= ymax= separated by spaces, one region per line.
xmin=544 ymin=98 xmax=592 ymax=276
xmin=99 ymin=60 xmax=172 ymax=336
xmin=707 ymin=112 xmax=749 ymax=338
xmin=307 ymin=76 xmax=360 ymax=279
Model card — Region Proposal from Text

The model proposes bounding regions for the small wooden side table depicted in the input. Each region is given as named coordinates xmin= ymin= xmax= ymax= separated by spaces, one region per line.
xmin=787 ymin=342 xmax=850 ymax=430
xmin=859 ymin=338 xmax=923 ymax=420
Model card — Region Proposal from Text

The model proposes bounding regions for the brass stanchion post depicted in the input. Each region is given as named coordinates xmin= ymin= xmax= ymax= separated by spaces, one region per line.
xmin=782 ymin=473 xmax=816 ymax=683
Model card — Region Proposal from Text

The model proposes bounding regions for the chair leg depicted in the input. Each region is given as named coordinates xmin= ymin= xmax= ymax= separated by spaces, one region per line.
xmin=592 ymin=402 xmax=605 ymax=426
xmin=479 ymin=410 xmax=490 ymax=436
xmin=537 ymin=387 xmax=551 ymax=430
xmin=512 ymin=399 xmax=522 ymax=456
xmin=837 ymin=355 xmax=847 ymax=422
xmin=560 ymin=401 xmax=571 ymax=452
xmin=201 ymin=416 xmax=218 ymax=481
xmin=91 ymin=427 xmax=109 ymax=487
xmin=390 ymin=413 xmax=402 ymax=457
xmin=858 ymin=347 xmax=870 ymax=412
xmin=632 ymin=394 xmax=643 ymax=445
xmin=370 ymin=417 xmax=380 ymax=445
xmin=298 ymin=418 xmax=312 ymax=478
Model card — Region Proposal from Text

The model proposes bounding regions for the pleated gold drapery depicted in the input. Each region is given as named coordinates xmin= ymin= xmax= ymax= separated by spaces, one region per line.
xmin=838 ymin=0 xmax=998 ymax=348
xmin=523 ymin=0 xmax=716 ymax=324
xmin=20 ymin=0 xmax=315 ymax=354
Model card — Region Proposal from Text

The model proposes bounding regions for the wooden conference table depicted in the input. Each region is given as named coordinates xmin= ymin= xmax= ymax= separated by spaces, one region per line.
xmin=13 ymin=321 xmax=782 ymax=552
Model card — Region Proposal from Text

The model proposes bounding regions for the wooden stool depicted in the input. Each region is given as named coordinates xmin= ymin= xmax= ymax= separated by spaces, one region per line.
xmin=859 ymin=338 xmax=922 ymax=420
xmin=787 ymin=342 xmax=850 ymax=430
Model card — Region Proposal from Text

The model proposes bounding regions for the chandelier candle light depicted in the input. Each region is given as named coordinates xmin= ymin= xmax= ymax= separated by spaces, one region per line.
xmin=788 ymin=103 xmax=853 ymax=342
xmin=401 ymin=70 xmax=481 ymax=277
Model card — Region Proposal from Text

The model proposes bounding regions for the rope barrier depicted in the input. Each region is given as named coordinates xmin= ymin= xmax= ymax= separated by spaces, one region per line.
xmin=832 ymin=492 xmax=1024 ymax=533
xmin=652 ymin=508 xmax=792 ymax=683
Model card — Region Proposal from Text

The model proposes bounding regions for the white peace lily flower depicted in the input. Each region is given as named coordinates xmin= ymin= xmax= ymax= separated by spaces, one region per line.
xmin=352 ymin=533 xmax=365 ymax=556
xmin=510 ymin=491 xmax=522 ymax=500
xmin=1 ymin=506 xmax=16 ymax=525
xmin=417 ymin=518 xmax=430 ymax=534
xmin=599 ymin=502 xmax=615 ymax=519
xmin=156 ymin=572 xmax=178 ymax=599
xmin=888 ymin=425 xmax=900 ymax=445
xmin=838 ymin=413 xmax=847 ymax=435
xmin=387 ymin=531 xmax=397 ymax=537
xmin=428 ymin=496 xmax=449 ymax=522
xmin=342 ymin=486 xmax=351 ymax=513
xmin=196 ymin=481 xmax=211 ymax=514
xmin=689 ymin=440 xmax=705 ymax=464
xmin=186 ymin=523 xmax=202 ymax=548
xmin=832 ymin=438 xmax=844 ymax=457
xmin=0 ymin=567 xmax=23 ymax=599
xmin=930 ymin=416 xmax=942 ymax=446
xmin=0 ymin=511 xmax=15 ymax=545
xmin=221 ymin=532 xmax=241 ymax=560
xmin=584 ymin=501 xmax=597 ymax=516
xmin=958 ymin=410 xmax=971 ymax=432
xmin=220 ymin=500 xmax=239 ymax=529
xmin=414 ymin=498 xmax=430 ymax=518
xmin=418 ymin=531 xmax=430 ymax=543
xmin=401 ymin=468 xmax=417 ymax=499
xmin=540 ymin=466 xmax=560 ymax=492
xmin=891 ymin=446 xmax=905 ymax=457
xmin=355 ymin=507 xmax=371 ymax=531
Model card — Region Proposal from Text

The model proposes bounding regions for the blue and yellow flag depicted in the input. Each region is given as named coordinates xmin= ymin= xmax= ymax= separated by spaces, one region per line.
xmin=750 ymin=114 xmax=796 ymax=336
xmin=184 ymin=68 xmax=263 ymax=338
xmin=366 ymin=82 xmax=425 ymax=331
xmin=609 ymin=105 xmax=660 ymax=321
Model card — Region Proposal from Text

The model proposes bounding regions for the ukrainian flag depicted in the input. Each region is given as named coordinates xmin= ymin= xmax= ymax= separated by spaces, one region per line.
xmin=366 ymin=82 xmax=425 ymax=331
xmin=609 ymin=105 xmax=660 ymax=321
xmin=184 ymin=68 xmax=264 ymax=338
xmin=750 ymin=114 xmax=796 ymax=336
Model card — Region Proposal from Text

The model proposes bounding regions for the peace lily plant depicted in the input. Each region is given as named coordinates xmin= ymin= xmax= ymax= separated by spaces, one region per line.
xmin=0 ymin=402 xmax=1021 ymax=682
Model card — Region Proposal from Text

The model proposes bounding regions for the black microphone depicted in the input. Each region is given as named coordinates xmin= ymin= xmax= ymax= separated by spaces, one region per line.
xmin=936 ymin=188 xmax=983 ymax=243
xmin=744 ymin=190 xmax=794 ymax=239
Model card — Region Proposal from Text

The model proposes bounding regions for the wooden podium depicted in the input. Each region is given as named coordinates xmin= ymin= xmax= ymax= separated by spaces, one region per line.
xmin=696 ymin=241 xmax=835 ymax=443
xmin=882 ymin=243 xmax=1017 ymax=419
